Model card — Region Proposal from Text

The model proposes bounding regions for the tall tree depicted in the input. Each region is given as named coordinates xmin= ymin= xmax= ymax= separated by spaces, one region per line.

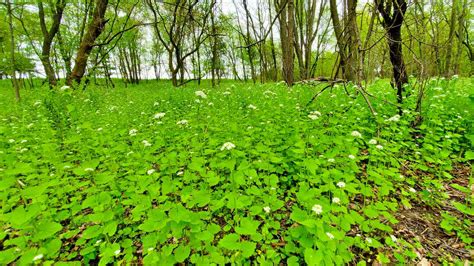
xmin=241 ymin=0 xmax=257 ymax=83
xmin=146 ymin=0 xmax=214 ymax=87
xmin=444 ymin=0 xmax=458 ymax=76
xmin=330 ymin=0 xmax=361 ymax=81
xmin=275 ymin=0 xmax=295 ymax=86
xmin=376 ymin=0 xmax=408 ymax=114
xmin=294 ymin=0 xmax=317 ymax=80
xmin=38 ymin=0 xmax=66 ymax=87
xmin=4 ymin=0 xmax=20 ymax=101
xmin=66 ymin=0 xmax=109 ymax=86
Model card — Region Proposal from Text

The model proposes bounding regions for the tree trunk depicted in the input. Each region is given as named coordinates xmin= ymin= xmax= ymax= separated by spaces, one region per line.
xmin=444 ymin=0 xmax=457 ymax=76
xmin=376 ymin=0 xmax=408 ymax=114
xmin=210 ymin=6 xmax=217 ymax=87
xmin=268 ymin=0 xmax=278 ymax=81
xmin=66 ymin=0 xmax=109 ymax=86
xmin=346 ymin=0 xmax=361 ymax=81
xmin=243 ymin=0 xmax=257 ymax=83
xmin=57 ymin=30 xmax=72 ymax=78
xmin=38 ymin=0 xmax=65 ymax=87
xmin=387 ymin=28 xmax=408 ymax=104
xmin=330 ymin=0 xmax=360 ymax=81
xmin=276 ymin=0 xmax=295 ymax=86
xmin=6 ymin=0 xmax=20 ymax=101
xmin=329 ymin=0 xmax=348 ymax=79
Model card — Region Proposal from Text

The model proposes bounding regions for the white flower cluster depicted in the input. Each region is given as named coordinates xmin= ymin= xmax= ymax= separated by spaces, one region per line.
xmin=263 ymin=90 xmax=276 ymax=96
xmin=308 ymin=111 xmax=322 ymax=120
xmin=386 ymin=114 xmax=400 ymax=122
xmin=351 ymin=131 xmax=362 ymax=138
xmin=312 ymin=204 xmax=323 ymax=215
xmin=33 ymin=254 xmax=43 ymax=261
xmin=142 ymin=140 xmax=152 ymax=147
xmin=147 ymin=169 xmax=155 ymax=175
xmin=220 ymin=142 xmax=236 ymax=151
xmin=326 ymin=232 xmax=335 ymax=239
xmin=176 ymin=120 xmax=188 ymax=125
xmin=129 ymin=129 xmax=138 ymax=136
xmin=154 ymin=112 xmax=166 ymax=119
xmin=195 ymin=90 xmax=207 ymax=98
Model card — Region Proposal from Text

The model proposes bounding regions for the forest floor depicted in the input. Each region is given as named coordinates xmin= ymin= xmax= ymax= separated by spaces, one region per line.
xmin=0 ymin=78 xmax=472 ymax=265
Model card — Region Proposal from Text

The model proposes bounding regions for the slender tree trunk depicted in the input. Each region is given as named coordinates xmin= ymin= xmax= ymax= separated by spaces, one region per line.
xmin=268 ymin=0 xmax=278 ymax=81
xmin=66 ymin=0 xmax=109 ymax=86
xmin=454 ymin=0 xmax=467 ymax=74
xmin=376 ymin=0 xmax=408 ymax=114
xmin=346 ymin=0 xmax=361 ymax=81
xmin=444 ymin=0 xmax=457 ymax=76
xmin=38 ymin=0 xmax=65 ymax=87
xmin=243 ymin=0 xmax=256 ymax=83
xmin=330 ymin=0 xmax=348 ymax=79
xmin=276 ymin=0 xmax=295 ymax=86
xmin=210 ymin=7 xmax=217 ymax=87
xmin=6 ymin=0 xmax=20 ymax=101
xmin=57 ymin=30 xmax=72 ymax=78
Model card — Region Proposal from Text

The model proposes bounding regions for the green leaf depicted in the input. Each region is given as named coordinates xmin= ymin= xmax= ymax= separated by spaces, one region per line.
xmin=235 ymin=217 xmax=260 ymax=236
xmin=465 ymin=150 xmax=474 ymax=160
xmin=174 ymin=245 xmax=191 ymax=263
xmin=82 ymin=225 xmax=102 ymax=239
xmin=363 ymin=207 xmax=379 ymax=218
xmin=452 ymin=202 xmax=474 ymax=215
xmin=0 ymin=248 xmax=20 ymax=264
xmin=218 ymin=234 xmax=240 ymax=250
xmin=45 ymin=238 xmax=62 ymax=256
xmin=304 ymin=248 xmax=322 ymax=266
xmin=34 ymin=221 xmax=62 ymax=241
xmin=239 ymin=241 xmax=256 ymax=258
xmin=103 ymin=221 xmax=118 ymax=236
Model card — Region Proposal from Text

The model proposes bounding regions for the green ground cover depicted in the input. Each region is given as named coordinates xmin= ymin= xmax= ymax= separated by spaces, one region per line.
xmin=0 ymin=78 xmax=472 ymax=265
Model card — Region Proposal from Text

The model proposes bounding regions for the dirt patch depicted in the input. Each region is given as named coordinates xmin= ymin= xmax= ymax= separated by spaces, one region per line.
xmin=393 ymin=162 xmax=472 ymax=264
xmin=393 ymin=204 xmax=471 ymax=264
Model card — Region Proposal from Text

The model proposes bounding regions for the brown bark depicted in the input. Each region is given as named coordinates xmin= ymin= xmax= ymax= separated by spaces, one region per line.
xmin=454 ymin=0 xmax=467 ymax=74
xmin=146 ymin=0 xmax=213 ymax=87
xmin=6 ymin=0 xmax=20 ymax=101
xmin=268 ymin=0 xmax=278 ymax=81
xmin=57 ymin=30 xmax=72 ymax=78
xmin=38 ymin=0 xmax=66 ymax=87
xmin=276 ymin=0 xmax=295 ymax=86
xmin=376 ymin=0 xmax=408 ymax=114
xmin=330 ymin=0 xmax=346 ymax=77
xmin=330 ymin=0 xmax=361 ymax=81
xmin=346 ymin=0 xmax=361 ymax=81
xmin=66 ymin=0 xmax=109 ymax=86
xmin=444 ymin=0 xmax=457 ymax=76
xmin=210 ymin=4 xmax=218 ymax=87
xmin=294 ymin=0 xmax=318 ymax=80
xmin=243 ymin=0 xmax=257 ymax=83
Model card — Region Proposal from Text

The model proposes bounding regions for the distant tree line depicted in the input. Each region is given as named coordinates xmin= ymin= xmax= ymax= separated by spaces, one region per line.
xmin=0 ymin=0 xmax=472 ymax=101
